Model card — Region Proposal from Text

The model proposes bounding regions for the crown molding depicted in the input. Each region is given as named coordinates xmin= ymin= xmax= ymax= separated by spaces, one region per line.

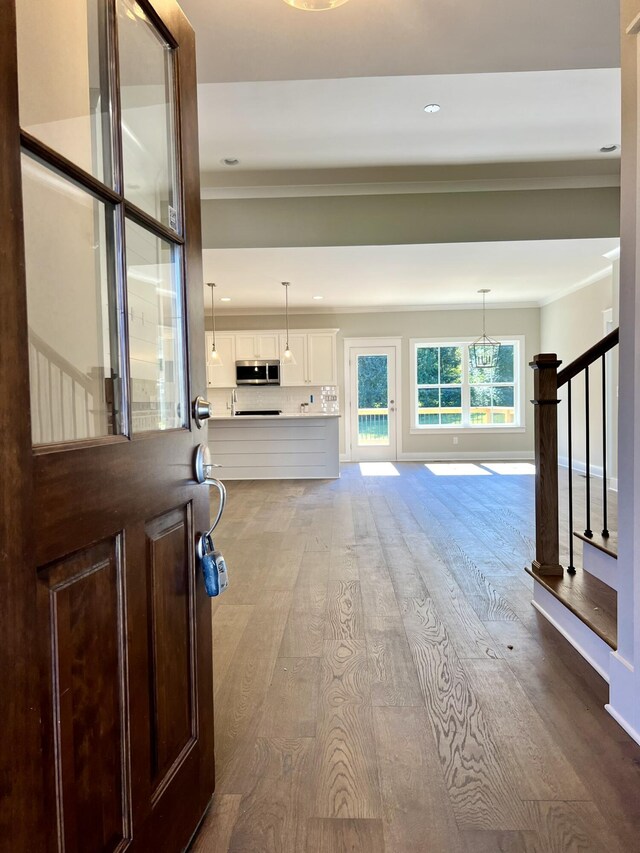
xmin=201 ymin=173 xmax=620 ymax=200
xmin=211 ymin=301 xmax=541 ymax=317
xmin=538 ymin=265 xmax=615 ymax=307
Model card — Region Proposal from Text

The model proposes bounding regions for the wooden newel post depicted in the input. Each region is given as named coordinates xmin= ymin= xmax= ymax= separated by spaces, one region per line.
xmin=530 ymin=353 xmax=563 ymax=577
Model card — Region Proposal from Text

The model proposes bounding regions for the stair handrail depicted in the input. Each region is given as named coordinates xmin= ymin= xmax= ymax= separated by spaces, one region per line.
xmin=557 ymin=328 xmax=619 ymax=388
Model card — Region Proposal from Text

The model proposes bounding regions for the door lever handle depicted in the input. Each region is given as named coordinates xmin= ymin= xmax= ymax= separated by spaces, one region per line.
xmin=197 ymin=476 xmax=227 ymax=559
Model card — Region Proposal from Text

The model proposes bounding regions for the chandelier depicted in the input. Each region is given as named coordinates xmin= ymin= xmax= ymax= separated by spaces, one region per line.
xmin=470 ymin=289 xmax=501 ymax=370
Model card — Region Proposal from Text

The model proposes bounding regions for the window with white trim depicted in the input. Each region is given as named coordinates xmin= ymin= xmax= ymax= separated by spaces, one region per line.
xmin=412 ymin=340 xmax=521 ymax=429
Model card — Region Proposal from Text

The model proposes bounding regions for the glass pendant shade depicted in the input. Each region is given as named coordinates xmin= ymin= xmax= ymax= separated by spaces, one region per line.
xmin=210 ymin=346 xmax=223 ymax=366
xmin=282 ymin=0 xmax=350 ymax=9
xmin=283 ymin=346 xmax=296 ymax=365
xmin=470 ymin=289 xmax=500 ymax=370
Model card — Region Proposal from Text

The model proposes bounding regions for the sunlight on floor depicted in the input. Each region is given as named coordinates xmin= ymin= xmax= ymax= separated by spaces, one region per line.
xmin=482 ymin=462 xmax=536 ymax=475
xmin=359 ymin=462 xmax=400 ymax=476
xmin=425 ymin=463 xmax=492 ymax=476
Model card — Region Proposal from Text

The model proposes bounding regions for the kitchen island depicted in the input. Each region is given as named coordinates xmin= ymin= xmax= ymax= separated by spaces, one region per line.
xmin=208 ymin=413 xmax=340 ymax=480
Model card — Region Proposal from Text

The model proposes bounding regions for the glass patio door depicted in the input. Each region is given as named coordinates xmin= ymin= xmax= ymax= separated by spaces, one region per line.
xmin=349 ymin=345 xmax=397 ymax=461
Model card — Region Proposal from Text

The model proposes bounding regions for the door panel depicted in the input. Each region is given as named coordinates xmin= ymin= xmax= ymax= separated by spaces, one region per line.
xmin=37 ymin=538 xmax=129 ymax=853
xmin=146 ymin=506 xmax=195 ymax=790
xmin=3 ymin=0 xmax=215 ymax=850
xmin=308 ymin=332 xmax=336 ymax=385
xmin=235 ymin=334 xmax=257 ymax=360
xmin=280 ymin=332 xmax=307 ymax=386
xmin=256 ymin=334 xmax=279 ymax=360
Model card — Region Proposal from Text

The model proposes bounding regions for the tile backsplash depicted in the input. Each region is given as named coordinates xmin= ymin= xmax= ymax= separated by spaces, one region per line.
xmin=207 ymin=385 xmax=339 ymax=417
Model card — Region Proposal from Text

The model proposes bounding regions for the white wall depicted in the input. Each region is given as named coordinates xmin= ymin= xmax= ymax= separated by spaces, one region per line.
xmin=211 ymin=306 xmax=540 ymax=459
xmin=540 ymin=272 xmax=616 ymax=478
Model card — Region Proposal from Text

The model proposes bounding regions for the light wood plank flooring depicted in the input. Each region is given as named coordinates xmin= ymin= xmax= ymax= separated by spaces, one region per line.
xmin=191 ymin=462 xmax=638 ymax=853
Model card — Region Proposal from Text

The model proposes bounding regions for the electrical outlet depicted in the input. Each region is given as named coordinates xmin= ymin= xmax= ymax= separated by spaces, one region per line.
xmin=453 ymin=436 xmax=459 ymax=445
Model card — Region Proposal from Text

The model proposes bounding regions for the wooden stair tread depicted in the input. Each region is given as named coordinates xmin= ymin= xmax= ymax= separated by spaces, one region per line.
xmin=573 ymin=530 xmax=618 ymax=559
xmin=525 ymin=565 xmax=617 ymax=650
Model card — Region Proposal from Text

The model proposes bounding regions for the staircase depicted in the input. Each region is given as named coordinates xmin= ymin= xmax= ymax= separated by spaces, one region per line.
xmin=526 ymin=329 xmax=619 ymax=681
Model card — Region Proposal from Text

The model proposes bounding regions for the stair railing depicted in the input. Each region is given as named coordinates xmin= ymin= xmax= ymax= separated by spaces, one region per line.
xmin=530 ymin=328 xmax=619 ymax=577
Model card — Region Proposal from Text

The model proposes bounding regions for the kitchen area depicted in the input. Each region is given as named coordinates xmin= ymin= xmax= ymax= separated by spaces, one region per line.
xmin=204 ymin=324 xmax=341 ymax=479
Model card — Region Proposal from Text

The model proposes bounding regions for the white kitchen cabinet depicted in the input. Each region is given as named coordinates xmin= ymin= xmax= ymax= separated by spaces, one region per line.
xmin=234 ymin=333 xmax=280 ymax=360
xmin=279 ymin=333 xmax=308 ymax=386
xmin=235 ymin=334 xmax=258 ymax=360
xmin=206 ymin=333 xmax=236 ymax=388
xmin=279 ymin=330 xmax=338 ymax=386
xmin=307 ymin=332 xmax=337 ymax=385
xmin=256 ymin=334 xmax=279 ymax=360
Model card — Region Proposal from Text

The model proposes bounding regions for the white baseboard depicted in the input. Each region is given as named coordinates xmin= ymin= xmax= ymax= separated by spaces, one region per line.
xmin=558 ymin=457 xmax=618 ymax=492
xmin=397 ymin=450 xmax=535 ymax=462
xmin=605 ymin=703 xmax=640 ymax=746
xmin=606 ymin=652 xmax=640 ymax=746
xmin=339 ymin=453 xmax=351 ymax=462
xmin=531 ymin=584 xmax=610 ymax=682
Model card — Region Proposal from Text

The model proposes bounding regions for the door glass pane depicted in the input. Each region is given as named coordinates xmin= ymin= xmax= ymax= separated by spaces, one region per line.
xmin=125 ymin=219 xmax=185 ymax=432
xmin=15 ymin=0 xmax=112 ymax=184
xmin=22 ymin=155 xmax=121 ymax=445
xmin=117 ymin=0 xmax=179 ymax=231
xmin=357 ymin=355 xmax=389 ymax=446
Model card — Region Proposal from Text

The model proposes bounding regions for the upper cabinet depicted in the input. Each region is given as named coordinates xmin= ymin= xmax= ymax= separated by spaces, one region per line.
xmin=279 ymin=332 xmax=308 ymax=387
xmin=307 ymin=332 xmax=337 ymax=385
xmin=279 ymin=331 xmax=337 ymax=386
xmin=206 ymin=332 xmax=236 ymax=388
xmin=206 ymin=329 xmax=338 ymax=388
xmin=235 ymin=333 xmax=280 ymax=361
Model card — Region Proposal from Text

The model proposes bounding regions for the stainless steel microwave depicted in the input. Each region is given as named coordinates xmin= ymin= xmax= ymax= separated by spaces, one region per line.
xmin=235 ymin=360 xmax=281 ymax=386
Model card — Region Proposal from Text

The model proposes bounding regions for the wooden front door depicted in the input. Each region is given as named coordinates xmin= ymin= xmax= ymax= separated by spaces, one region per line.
xmin=0 ymin=1 xmax=215 ymax=851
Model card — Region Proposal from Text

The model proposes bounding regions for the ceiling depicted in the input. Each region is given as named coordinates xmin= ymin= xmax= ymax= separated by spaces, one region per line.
xmin=197 ymin=69 xmax=621 ymax=175
xmin=202 ymin=238 xmax=619 ymax=313
xmin=184 ymin=0 xmax=620 ymax=316
xmin=180 ymin=0 xmax=619 ymax=85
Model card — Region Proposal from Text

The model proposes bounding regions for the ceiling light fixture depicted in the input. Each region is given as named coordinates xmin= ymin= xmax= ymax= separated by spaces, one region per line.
xmin=282 ymin=282 xmax=297 ymax=365
xmin=220 ymin=296 xmax=232 ymax=302
xmin=470 ymin=289 xmax=501 ymax=370
xmin=600 ymin=144 xmax=619 ymax=153
xmin=282 ymin=0 xmax=350 ymax=10
xmin=207 ymin=283 xmax=223 ymax=366
xmin=313 ymin=295 xmax=324 ymax=300
xmin=424 ymin=103 xmax=441 ymax=113
xmin=221 ymin=157 xmax=240 ymax=166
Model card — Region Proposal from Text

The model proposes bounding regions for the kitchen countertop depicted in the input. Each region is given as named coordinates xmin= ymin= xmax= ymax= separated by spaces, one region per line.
xmin=209 ymin=413 xmax=341 ymax=421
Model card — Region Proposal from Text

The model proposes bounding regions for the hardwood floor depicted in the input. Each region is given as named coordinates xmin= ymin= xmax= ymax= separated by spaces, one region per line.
xmin=190 ymin=462 xmax=639 ymax=853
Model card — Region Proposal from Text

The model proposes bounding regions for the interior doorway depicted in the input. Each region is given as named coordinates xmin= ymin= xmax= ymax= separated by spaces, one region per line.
xmin=345 ymin=339 xmax=401 ymax=461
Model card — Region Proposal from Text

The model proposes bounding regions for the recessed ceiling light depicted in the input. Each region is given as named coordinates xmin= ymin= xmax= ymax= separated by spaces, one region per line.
xmin=424 ymin=104 xmax=441 ymax=114
xmin=220 ymin=297 xmax=231 ymax=302
xmin=600 ymin=144 xmax=619 ymax=153
xmin=221 ymin=157 xmax=240 ymax=166
xmin=312 ymin=295 xmax=324 ymax=300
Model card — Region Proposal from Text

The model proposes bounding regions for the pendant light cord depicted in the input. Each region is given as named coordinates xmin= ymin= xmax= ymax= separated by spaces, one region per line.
xmin=209 ymin=283 xmax=217 ymax=349
xmin=283 ymin=281 xmax=290 ymax=348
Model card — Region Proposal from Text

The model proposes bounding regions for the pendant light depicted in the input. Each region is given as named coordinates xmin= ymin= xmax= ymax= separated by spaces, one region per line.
xmin=207 ymin=282 xmax=223 ymax=366
xmin=470 ymin=289 xmax=501 ymax=370
xmin=282 ymin=0 xmax=350 ymax=10
xmin=282 ymin=282 xmax=296 ymax=365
